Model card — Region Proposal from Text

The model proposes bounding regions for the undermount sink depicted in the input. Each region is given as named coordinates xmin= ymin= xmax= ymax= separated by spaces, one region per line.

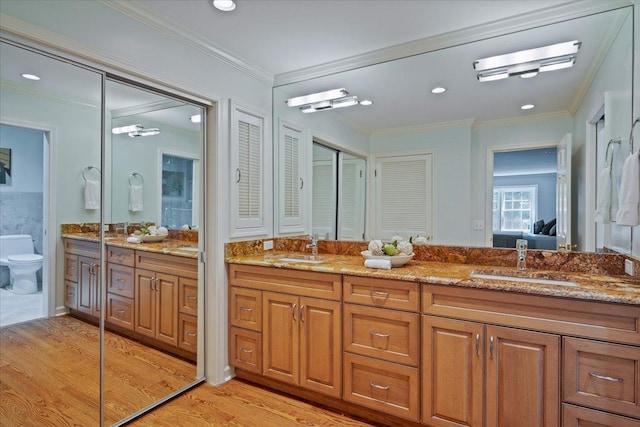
xmin=470 ymin=270 xmax=579 ymax=287
xmin=176 ymin=246 xmax=199 ymax=252
xmin=277 ymin=254 xmax=326 ymax=264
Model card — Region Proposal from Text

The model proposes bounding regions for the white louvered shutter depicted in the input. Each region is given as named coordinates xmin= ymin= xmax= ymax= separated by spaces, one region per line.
xmin=312 ymin=160 xmax=335 ymax=238
xmin=279 ymin=124 xmax=305 ymax=232
xmin=375 ymin=154 xmax=433 ymax=240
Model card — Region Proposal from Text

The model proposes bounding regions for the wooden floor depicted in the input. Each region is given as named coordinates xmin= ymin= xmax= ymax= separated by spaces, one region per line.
xmin=1 ymin=316 xmax=375 ymax=427
xmin=130 ymin=379 xmax=376 ymax=427
xmin=0 ymin=316 xmax=196 ymax=426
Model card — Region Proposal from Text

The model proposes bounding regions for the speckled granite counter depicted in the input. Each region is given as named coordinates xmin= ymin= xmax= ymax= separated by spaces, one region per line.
xmin=225 ymin=252 xmax=640 ymax=306
xmin=62 ymin=233 xmax=199 ymax=259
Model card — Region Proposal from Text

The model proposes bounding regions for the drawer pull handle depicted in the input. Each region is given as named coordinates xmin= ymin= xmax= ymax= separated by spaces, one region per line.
xmin=589 ymin=372 xmax=623 ymax=383
xmin=475 ymin=333 xmax=480 ymax=356
xmin=187 ymin=296 xmax=198 ymax=300
xmin=370 ymin=331 xmax=390 ymax=338
xmin=240 ymin=307 xmax=253 ymax=312
xmin=116 ymin=309 xmax=125 ymax=314
xmin=370 ymin=290 xmax=389 ymax=299
xmin=370 ymin=381 xmax=390 ymax=391
xmin=292 ymin=304 xmax=297 ymax=321
xmin=67 ymin=292 xmax=75 ymax=297
xmin=186 ymin=332 xmax=197 ymax=337
xmin=116 ymin=278 xmax=126 ymax=283
xmin=300 ymin=305 xmax=305 ymax=322
xmin=240 ymin=348 xmax=254 ymax=354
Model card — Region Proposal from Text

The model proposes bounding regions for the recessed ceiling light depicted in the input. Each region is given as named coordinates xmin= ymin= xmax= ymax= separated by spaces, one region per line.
xmin=212 ymin=0 xmax=236 ymax=11
xmin=431 ymin=87 xmax=446 ymax=94
xmin=21 ymin=73 xmax=40 ymax=80
xmin=359 ymin=100 xmax=373 ymax=106
xmin=521 ymin=104 xmax=535 ymax=110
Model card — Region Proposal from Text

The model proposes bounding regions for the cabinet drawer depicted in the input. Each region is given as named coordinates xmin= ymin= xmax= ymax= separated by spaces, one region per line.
xmin=107 ymin=246 xmax=135 ymax=267
xmin=106 ymin=294 xmax=134 ymax=331
xmin=179 ymin=277 xmax=198 ymax=316
xmin=343 ymin=276 xmax=419 ymax=312
xmin=107 ymin=264 xmax=134 ymax=298
xmin=563 ymin=404 xmax=640 ymax=427
xmin=64 ymin=280 xmax=77 ymax=309
xmin=178 ymin=313 xmax=198 ymax=354
xmin=343 ymin=353 xmax=419 ymax=422
xmin=229 ymin=326 xmax=262 ymax=374
xmin=564 ymin=337 xmax=640 ymax=418
xmin=229 ymin=264 xmax=341 ymax=301
xmin=64 ymin=254 xmax=78 ymax=282
xmin=344 ymin=304 xmax=420 ymax=366
xmin=63 ymin=238 xmax=100 ymax=258
xmin=229 ymin=287 xmax=262 ymax=332
xmin=136 ymin=251 xmax=198 ymax=279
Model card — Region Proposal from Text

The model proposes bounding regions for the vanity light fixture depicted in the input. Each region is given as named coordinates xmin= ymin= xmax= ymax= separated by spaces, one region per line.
xmin=474 ymin=40 xmax=581 ymax=82
xmin=128 ymin=128 xmax=160 ymax=137
xmin=286 ymin=88 xmax=348 ymax=107
xmin=112 ymin=124 xmax=142 ymax=134
xmin=190 ymin=114 xmax=201 ymax=123
xmin=212 ymin=0 xmax=236 ymax=11
xmin=300 ymin=96 xmax=365 ymax=113
xmin=21 ymin=73 xmax=40 ymax=80
xmin=521 ymin=104 xmax=535 ymax=110
xmin=360 ymin=99 xmax=373 ymax=106
xmin=431 ymin=87 xmax=446 ymax=94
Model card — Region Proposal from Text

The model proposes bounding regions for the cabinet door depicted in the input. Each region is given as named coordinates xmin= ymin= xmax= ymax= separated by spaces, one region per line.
xmin=77 ymin=256 xmax=95 ymax=316
xmin=299 ymin=297 xmax=341 ymax=398
xmin=178 ymin=277 xmax=198 ymax=317
xmin=155 ymin=272 xmax=179 ymax=346
xmin=135 ymin=268 xmax=156 ymax=338
xmin=423 ymin=316 xmax=483 ymax=427
xmin=277 ymin=121 xmax=306 ymax=234
xmin=485 ymin=326 xmax=560 ymax=427
xmin=262 ymin=292 xmax=299 ymax=385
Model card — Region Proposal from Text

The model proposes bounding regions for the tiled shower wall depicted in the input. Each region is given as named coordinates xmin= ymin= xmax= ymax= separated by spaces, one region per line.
xmin=0 ymin=192 xmax=43 ymax=286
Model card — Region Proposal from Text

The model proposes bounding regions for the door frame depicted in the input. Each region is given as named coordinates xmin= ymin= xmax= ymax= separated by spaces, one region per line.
xmin=0 ymin=117 xmax=57 ymax=318
xmin=484 ymin=139 xmax=560 ymax=247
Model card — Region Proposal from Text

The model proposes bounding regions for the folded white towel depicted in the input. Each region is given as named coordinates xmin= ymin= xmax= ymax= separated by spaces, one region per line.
xmin=615 ymin=151 xmax=640 ymax=226
xmin=126 ymin=236 xmax=141 ymax=244
xmin=84 ymin=179 xmax=100 ymax=210
xmin=594 ymin=166 xmax=612 ymax=223
xmin=364 ymin=259 xmax=392 ymax=269
xmin=129 ymin=184 xmax=143 ymax=212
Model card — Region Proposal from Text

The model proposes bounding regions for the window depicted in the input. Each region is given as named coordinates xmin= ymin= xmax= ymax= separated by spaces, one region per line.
xmin=493 ymin=186 xmax=537 ymax=232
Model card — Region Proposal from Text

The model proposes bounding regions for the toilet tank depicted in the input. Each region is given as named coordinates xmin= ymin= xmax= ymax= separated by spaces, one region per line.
xmin=0 ymin=235 xmax=35 ymax=258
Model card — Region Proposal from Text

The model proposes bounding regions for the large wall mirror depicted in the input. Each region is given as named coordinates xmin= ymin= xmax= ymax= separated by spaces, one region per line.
xmin=273 ymin=6 xmax=634 ymax=254
xmin=1 ymin=40 xmax=205 ymax=426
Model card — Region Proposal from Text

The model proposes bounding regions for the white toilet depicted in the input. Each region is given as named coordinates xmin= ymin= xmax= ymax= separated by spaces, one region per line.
xmin=0 ymin=235 xmax=43 ymax=294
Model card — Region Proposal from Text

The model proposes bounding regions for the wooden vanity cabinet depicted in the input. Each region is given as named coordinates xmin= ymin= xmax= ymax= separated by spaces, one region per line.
xmin=63 ymin=239 xmax=100 ymax=317
xmin=106 ymin=247 xmax=135 ymax=331
xmin=177 ymin=278 xmax=198 ymax=355
xmin=229 ymin=264 xmax=342 ymax=399
xmin=135 ymin=268 xmax=179 ymax=346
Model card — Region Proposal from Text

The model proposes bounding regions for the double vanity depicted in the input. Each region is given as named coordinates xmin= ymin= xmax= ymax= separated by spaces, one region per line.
xmin=62 ymin=227 xmax=199 ymax=362
xmin=226 ymin=239 xmax=640 ymax=427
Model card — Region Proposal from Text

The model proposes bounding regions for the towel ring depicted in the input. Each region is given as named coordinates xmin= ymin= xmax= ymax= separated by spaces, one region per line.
xmin=629 ymin=117 xmax=639 ymax=153
xmin=128 ymin=172 xmax=144 ymax=185
xmin=82 ymin=166 xmax=101 ymax=181
xmin=605 ymin=138 xmax=621 ymax=167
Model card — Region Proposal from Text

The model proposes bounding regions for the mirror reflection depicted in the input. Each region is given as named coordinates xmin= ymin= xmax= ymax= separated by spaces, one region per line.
xmin=274 ymin=6 xmax=634 ymax=253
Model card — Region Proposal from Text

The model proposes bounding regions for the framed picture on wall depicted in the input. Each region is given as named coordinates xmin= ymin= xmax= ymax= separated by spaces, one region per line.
xmin=0 ymin=148 xmax=11 ymax=185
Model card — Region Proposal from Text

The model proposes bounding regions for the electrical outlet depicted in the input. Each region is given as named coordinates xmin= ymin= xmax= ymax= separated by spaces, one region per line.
xmin=263 ymin=240 xmax=273 ymax=250
xmin=102 ymin=224 xmax=110 ymax=232
xmin=473 ymin=220 xmax=485 ymax=231
xmin=624 ymin=259 xmax=634 ymax=276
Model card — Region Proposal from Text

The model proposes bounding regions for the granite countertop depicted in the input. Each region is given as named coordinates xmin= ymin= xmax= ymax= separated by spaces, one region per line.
xmin=226 ymin=253 xmax=640 ymax=306
xmin=62 ymin=233 xmax=199 ymax=259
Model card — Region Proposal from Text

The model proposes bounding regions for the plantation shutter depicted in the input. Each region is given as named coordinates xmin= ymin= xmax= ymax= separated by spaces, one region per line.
xmin=375 ymin=154 xmax=433 ymax=239
xmin=279 ymin=124 xmax=305 ymax=231
xmin=312 ymin=160 xmax=335 ymax=238
xmin=340 ymin=161 xmax=357 ymax=239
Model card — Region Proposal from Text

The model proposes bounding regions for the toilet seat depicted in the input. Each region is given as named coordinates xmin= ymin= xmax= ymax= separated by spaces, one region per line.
xmin=7 ymin=254 xmax=43 ymax=264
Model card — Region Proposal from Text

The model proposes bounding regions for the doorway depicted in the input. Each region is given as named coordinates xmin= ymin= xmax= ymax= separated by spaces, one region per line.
xmin=0 ymin=123 xmax=50 ymax=326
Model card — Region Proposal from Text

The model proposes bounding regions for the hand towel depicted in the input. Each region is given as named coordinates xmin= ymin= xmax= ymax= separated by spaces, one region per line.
xmin=126 ymin=236 xmax=141 ymax=244
xmin=594 ymin=166 xmax=612 ymax=223
xmin=615 ymin=151 xmax=640 ymax=226
xmin=129 ymin=184 xmax=143 ymax=212
xmin=364 ymin=259 xmax=392 ymax=269
xmin=84 ymin=179 xmax=100 ymax=210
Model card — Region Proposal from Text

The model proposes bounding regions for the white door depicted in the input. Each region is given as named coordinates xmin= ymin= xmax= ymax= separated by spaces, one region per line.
xmin=556 ymin=133 xmax=572 ymax=251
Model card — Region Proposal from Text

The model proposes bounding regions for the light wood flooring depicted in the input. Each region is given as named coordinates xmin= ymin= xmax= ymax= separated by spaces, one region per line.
xmin=1 ymin=316 xmax=376 ymax=427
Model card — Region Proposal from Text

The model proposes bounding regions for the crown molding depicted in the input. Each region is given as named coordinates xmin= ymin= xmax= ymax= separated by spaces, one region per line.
xmin=474 ymin=111 xmax=573 ymax=130
xmin=372 ymin=118 xmax=476 ymax=136
xmin=98 ymin=0 xmax=273 ymax=85
xmin=274 ymin=0 xmax=633 ymax=86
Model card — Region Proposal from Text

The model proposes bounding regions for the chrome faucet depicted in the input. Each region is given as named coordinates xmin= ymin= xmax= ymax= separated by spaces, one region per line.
xmin=306 ymin=233 xmax=319 ymax=259
xmin=516 ymin=239 xmax=528 ymax=271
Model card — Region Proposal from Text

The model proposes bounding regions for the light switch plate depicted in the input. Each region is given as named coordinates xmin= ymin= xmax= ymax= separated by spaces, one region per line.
xmin=473 ymin=220 xmax=485 ymax=231
xmin=263 ymin=240 xmax=274 ymax=250
xmin=624 ymin=259 xmax=634 ymax=276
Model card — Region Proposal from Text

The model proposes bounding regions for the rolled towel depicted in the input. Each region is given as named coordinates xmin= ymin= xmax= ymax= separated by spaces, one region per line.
xmin=364 ymin=259 xmax=392 ymax=269
xmin=126 ymin=236 xmax=141 ymax=244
